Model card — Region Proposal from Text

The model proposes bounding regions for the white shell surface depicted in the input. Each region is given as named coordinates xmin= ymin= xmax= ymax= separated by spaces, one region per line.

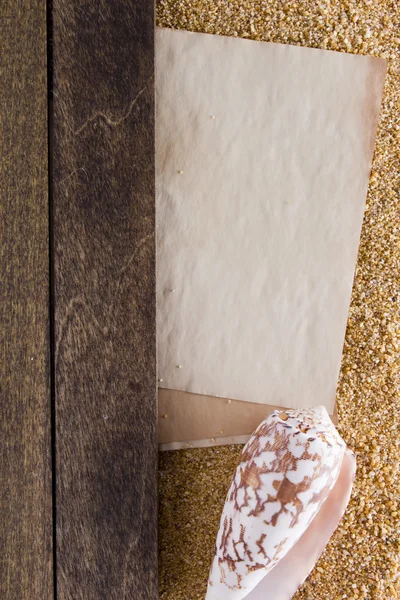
xmin=206 ymin=406 xmax=348 ymax=600
xmin=245 ymin=449 xmax=356 ymax=600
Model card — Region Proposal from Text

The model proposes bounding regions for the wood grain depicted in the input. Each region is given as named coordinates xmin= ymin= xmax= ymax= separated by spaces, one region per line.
xmin=52 ymin=1 xmax=157 ymax=598
xmin=0 ymin=1 xmax=53 ymax=599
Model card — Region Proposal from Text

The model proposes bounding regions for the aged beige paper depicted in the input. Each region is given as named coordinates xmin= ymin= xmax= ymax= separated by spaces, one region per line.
xmin=156 ymin=27 xmax=386 ymax=445
xmin=158 ymin=388 xmax=338 ymax=450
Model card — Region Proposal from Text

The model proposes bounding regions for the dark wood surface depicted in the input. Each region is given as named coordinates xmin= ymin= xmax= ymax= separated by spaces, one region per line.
xmin=0 ymin=1 xmax=53 ymax=599
xmin=52 ymin=2 xmax=157 ymax=598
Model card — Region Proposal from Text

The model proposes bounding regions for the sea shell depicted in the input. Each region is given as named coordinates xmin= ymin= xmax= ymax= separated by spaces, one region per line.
xmin=205 ymin=405 xmax=356 ymax=600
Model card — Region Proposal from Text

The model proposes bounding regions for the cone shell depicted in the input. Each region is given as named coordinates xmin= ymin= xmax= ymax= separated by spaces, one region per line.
xmin=206 ymin=406 xmax=348 ymax=600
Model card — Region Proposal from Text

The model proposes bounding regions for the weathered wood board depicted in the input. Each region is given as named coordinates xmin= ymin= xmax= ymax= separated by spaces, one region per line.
xmin=0 ymin=1 xmax=53 ymax=598
xmin=52 ymin=1 xmax=157 ymax=598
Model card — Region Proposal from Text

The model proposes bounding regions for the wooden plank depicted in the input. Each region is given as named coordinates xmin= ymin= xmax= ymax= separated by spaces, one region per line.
xmin=52 ymin=2 xmax=157 ymax=598
xmin=0 ymin=1 xmax=53 ymax=599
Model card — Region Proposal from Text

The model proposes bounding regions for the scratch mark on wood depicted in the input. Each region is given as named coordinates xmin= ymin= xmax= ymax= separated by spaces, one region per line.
xmin=109 ymin=233 xmax=154 ymax=319
xmin=73 ymin=77 xmax=153 ymax=136
xmin=58 ymin=167 xmax=89 ymax=186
